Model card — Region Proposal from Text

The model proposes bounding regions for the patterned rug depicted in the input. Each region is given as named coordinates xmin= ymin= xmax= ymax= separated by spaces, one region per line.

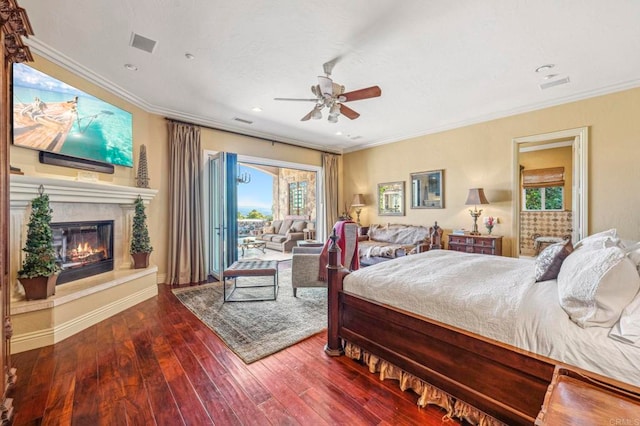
xmin=172 ymin=268 xmax=327 ymax=363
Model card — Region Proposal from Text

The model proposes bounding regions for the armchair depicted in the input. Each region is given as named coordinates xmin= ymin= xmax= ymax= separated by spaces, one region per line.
xmin=291 ymin=221 xmax=359 ymax=297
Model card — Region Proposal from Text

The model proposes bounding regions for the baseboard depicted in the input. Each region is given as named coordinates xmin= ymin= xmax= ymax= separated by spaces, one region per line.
xmin=11 ymin=284 xmax=158 ymax=353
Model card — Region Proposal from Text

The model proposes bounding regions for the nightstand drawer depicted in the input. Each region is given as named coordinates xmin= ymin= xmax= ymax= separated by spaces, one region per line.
xmin=447 ymin=234 xmax=503 ymax=256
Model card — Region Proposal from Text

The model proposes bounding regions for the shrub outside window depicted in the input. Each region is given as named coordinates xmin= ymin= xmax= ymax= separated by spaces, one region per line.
xmin=523 ymin=186 xmax=563 ymax=211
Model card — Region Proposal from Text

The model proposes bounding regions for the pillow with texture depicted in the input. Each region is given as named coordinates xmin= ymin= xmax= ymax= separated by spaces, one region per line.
xmin=557 ymin=246 xmax=640 ymax=328
xmin=271 ymin=220 xmax=283 ymax=234
xmin=609 ymin=290 xmax=640 ymax=345
xmin=622 ymin=241 xmax=640 ymax=274
xmin=535 ymin=239 xmax=573 ymax=282
xmin=290 ymin=220 xmax=306 ymax=232
xmin=573 ymin=228 xmax=620 ymax=250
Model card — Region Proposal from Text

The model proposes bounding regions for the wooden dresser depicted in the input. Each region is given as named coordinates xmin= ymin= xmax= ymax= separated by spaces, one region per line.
xmin=447 ymin=234 xmax=502 ymax=256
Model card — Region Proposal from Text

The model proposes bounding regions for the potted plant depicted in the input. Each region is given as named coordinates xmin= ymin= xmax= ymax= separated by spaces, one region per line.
xmin=17 ymin=186 xmax=61 ymax=300
xmin=130 ymin=195 xmax=152 ymax=268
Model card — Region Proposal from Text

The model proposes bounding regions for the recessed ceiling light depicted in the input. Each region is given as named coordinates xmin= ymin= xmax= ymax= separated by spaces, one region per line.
xmin=543 ymin=74 xmax=559 ymax=80
xmin=185 ymin=53 xmax=195 ymax=60
xmin=535 ymin=64 xmax=555 ymax=73
xmin=124 ymin=63 xmax=138 ymax=71
xmin=251 ymin=106 xmax=262 ymax=112
xmin=335 ymin=131 xmax=343 ymax=136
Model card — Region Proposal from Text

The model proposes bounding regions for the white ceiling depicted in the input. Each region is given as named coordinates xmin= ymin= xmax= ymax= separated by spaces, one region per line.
xmin=20 ymin=0 xmax=640 ymax=153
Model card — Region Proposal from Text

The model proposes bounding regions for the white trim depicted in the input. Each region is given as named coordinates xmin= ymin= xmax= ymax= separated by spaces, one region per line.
xmin=518 ymin=140 xmax=573 ymax=153
xmin=512 ymin=127 xmax=588 ymax=256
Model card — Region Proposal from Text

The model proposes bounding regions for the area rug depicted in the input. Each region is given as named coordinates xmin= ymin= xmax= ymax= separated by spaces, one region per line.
xmin=172 ymin=268 xmax=327 ymax=363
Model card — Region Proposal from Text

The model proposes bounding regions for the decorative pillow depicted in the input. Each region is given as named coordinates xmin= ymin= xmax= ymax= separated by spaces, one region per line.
xmin=557 ymin=246 xmax=640 ymax=328
xmin=262 ymin=226 xmax=275 ymax=234
xmin=622 ymin=241 xmax=640 ymax=274
xmin=535 ymin=239 xmax=573 ymax=282
xmin=609 ymin=290 xmax=640 ymax=345
xmin=290 ymin=220 xmax=306 ymax=232
xmin=271 ymin=220 xmax=283 ymax=234
xmin=279 ymin=219 xmax=294 ymax=234
xmin=573 ymin=228 xmax=620 ymax=250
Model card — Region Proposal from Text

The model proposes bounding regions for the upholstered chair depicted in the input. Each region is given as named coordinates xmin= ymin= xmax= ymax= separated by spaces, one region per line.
xmin=291 ymin=222 xmax=358 ymax=297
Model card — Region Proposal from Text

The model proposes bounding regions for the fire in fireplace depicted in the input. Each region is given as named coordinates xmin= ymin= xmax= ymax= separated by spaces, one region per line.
xmin=51 ymin=220 xmax=114 ymax=284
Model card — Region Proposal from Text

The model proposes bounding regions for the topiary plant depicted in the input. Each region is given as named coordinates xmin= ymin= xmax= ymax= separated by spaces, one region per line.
xmin=17 ymin=186 xmax=61 ymax=279
xmin=130 ymin=195 xmax=152 ymax=254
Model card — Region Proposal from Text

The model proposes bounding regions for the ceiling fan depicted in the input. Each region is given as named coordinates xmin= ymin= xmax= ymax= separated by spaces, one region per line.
xmin=274 ymin=62 xmax=381 ymax=123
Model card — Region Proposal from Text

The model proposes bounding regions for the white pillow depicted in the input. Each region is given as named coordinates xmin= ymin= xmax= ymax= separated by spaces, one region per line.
xmin=622 ymin=241 xmax=640 ymax=274
xmin=609 ymin=290 xmax=640 ymax=345
xmin=573 ymin=228 xmax=620 ymax=250
xmin=557 ymin=246 xmax=640 ymax=328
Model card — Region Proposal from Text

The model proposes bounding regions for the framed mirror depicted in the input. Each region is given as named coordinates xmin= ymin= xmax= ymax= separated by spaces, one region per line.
xmin=410 ymin=169 xmax=444 ymax=209
xmin=378 ymin=181 xmax=405 ymax=216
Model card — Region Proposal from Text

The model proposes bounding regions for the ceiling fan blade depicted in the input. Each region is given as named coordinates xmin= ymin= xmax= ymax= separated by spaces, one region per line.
xmin=274 ymin=97 xmax=318 ymax=102
xmin=318 ymin=76 xmax=333 ymax=96
xmin=341 ymin=85 xmax=382 ymax=102
xmin=339 ymin=104 xmax=360 ymax=120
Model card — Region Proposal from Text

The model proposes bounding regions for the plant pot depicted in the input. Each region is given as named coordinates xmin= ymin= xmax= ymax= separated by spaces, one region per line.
xmin=131 ymin=252 xmax=150 ymax=269
xmin=19 ymin=274 xmax=57 ymax=300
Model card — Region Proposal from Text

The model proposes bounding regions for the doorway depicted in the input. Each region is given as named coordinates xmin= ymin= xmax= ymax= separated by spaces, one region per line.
xmin=204 ymin=151 xmax=323 ymax=280
xmin=511 ymin=127 xmax=588 ymax=257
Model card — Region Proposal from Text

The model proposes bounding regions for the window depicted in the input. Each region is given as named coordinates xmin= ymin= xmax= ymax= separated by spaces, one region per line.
xmin=522 ymin=166 xmax=565 ymax=211
xmin=524 ymin=186 xmax=563 ymax=211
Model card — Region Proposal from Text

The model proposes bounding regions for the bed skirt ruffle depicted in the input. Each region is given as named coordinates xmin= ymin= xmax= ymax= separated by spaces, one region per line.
xmin=344 ymin=341 xmax=505 ymax=426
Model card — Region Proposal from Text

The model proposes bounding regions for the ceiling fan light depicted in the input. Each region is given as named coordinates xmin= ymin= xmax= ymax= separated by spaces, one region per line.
xmin=328 ymin=114 xmax=338 ymax=123
xmin=311 ymin=108 xmax=322 ymax=120
xmin=329 ymin=104 xmax=340 ymax=115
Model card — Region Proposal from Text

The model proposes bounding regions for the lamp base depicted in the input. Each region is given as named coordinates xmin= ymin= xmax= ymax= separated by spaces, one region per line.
xmin=469 ymin=208 xmax=482 ymax=236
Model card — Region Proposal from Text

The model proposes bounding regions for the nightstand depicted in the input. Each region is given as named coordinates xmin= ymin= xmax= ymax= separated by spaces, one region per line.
xmin=447 ymin=234 xmax=502 ymax=256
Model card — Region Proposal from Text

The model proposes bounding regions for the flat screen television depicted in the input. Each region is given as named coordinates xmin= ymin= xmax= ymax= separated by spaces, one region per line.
xmin=12 ymin=62 xmax=133 ymax=168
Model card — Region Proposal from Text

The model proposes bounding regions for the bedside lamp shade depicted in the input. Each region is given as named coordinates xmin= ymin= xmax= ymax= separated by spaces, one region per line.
xmin=351 ymin=193 xmax=366 ymax=225
xmin=465 ymin=188 xmax=489 ymax=235
xmin=465 ymin=188 xmax=489 ymax=206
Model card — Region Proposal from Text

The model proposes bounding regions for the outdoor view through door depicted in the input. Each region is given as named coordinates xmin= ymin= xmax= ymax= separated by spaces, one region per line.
xmin=207 ymin=153 xmax=320 ymax=281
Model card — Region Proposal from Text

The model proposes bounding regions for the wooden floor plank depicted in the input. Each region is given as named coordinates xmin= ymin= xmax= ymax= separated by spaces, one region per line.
xmin=8 ymin=284 xmax=460 ymax=425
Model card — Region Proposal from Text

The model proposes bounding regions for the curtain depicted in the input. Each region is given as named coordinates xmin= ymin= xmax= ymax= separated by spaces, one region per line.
xmin=522 ymin=167 xmax=565 ymax=188
xmin=323 ymin=153 xmax=339 ymax=236
xmin=167 ymin=121 xmax=206 ymax=285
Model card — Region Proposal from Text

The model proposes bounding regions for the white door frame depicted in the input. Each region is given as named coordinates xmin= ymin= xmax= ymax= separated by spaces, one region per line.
xmin=511 ymin=127 xmax=589 ymax=257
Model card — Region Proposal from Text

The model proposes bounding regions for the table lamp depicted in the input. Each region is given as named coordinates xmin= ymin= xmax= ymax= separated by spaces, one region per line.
xmin=465 ymin=188 xmax=489 ymax=235
xmin=351 ymin=194 xmax=366 ymax=225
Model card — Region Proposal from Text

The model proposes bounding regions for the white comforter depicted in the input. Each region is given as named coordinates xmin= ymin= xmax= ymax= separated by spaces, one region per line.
xmin=343 ymin=250 xmax=640 ymax=386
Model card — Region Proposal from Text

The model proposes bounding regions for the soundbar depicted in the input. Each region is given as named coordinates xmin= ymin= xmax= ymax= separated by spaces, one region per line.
xmin=39 ymin=151 xmax=115 ymax=174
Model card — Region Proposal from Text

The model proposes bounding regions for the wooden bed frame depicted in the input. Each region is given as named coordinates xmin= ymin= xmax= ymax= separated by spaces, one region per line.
xmin=325 ymin=240 xmax=557 ymax=425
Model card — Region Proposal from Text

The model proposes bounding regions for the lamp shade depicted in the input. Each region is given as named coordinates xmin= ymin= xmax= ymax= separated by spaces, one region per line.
xmin=351 ymin=193 xmax=366 ymax=207
xmin=465 ymin=188 xmax=489 ymax=206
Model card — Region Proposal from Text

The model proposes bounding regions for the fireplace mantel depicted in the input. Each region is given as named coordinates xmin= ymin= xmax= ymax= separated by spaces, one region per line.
xmin=10 ymin=174 xmax=158 ymax=206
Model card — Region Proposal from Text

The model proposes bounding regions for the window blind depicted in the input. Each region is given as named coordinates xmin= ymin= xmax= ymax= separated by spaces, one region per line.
xmin=522 ymin=167 xmax=564 ymax=188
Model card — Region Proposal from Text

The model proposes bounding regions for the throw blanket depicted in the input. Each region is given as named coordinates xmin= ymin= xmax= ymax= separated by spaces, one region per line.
xmin=318 ymin=220 xmax=359 ymax=281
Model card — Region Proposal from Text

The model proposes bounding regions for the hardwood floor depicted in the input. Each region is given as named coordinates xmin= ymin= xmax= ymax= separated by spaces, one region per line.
xmin=9 ymin=284 xmax=460 ymax=425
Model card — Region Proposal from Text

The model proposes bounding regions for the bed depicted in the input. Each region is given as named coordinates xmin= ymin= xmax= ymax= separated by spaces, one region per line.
xmin=325 ymin=234 xmax=640 ymax=425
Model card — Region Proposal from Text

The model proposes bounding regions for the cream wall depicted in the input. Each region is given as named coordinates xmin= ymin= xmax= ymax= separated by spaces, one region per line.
xmin=343 ymin=87 xmax=640 ymax=256
xmin=10 ymin=55 xmax=327 ymax=282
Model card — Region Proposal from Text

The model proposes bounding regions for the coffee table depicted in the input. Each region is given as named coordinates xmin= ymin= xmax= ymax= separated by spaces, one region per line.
xmin=223 ymin=259 xmax=278 ymax=302
xmin=238 ymin=238 xmax=267 ymax=257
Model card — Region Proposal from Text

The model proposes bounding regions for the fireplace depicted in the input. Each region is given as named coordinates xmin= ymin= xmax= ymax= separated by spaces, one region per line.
xmin=51 ymin=220 xmax=114 ymax=285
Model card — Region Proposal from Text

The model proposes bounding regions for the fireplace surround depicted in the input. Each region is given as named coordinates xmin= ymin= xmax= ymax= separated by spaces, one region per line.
xmin=9 ymin=174 xmax=158 ymax=353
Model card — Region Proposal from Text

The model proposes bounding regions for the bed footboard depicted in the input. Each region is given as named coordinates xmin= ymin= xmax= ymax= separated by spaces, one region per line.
xmin=326 ymin=237 xmax=555 ymax=425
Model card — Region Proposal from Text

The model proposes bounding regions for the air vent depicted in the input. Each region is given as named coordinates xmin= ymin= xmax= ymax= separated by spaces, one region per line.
xmin=130 ymin=33 xmax=157 ymax=53
xmin=233 ymin=117 xmax=253 ymax=125
xmin=540 ymin=76 xmax=570 ymax=90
